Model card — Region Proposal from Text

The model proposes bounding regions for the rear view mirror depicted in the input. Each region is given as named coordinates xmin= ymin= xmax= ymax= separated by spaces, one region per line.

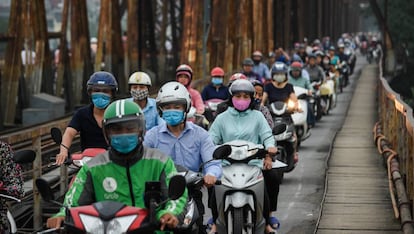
xmin=13 ymin=149 xmax=36 ymax=164
xmin=50 ymin=127 xmax=62 ymax=144
xmin=35 ymin=178 xmax=54 ymax=202
xmin=212 ymin=145 xmax=232 ymax=160
xmin=168 ymin=175 xmax=186 ymax=200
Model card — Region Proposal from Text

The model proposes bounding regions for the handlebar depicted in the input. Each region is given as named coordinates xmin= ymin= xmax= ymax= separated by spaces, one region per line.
xmin=0 ymin=193 xmax=21 ymax=202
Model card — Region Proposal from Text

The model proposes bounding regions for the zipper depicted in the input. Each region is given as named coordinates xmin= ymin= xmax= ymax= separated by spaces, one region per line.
xmin=126 ymin=160 xmax=135 ymax=206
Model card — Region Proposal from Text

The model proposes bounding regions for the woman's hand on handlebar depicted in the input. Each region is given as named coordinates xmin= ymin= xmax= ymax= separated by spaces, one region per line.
xmin=55 ymin=151 xmax=68 ymax=166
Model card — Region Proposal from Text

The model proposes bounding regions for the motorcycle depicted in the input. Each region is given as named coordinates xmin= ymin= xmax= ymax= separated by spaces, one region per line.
xmin=211 ymin=140 xmax=285 ymax=234
xmin=292 ymin=86 xmax=311 ymax=147
xmin=339 ymin=61 xmax=350 ymax=91
xmin=310 ymin=80 xmax=327 ymax=121
xmin=203 ymin=98 xmax=226 ymax=123
xmin=50 ymin=127 xmax=106 ymax=187
xmin=1 ymin=149 xmax=36 ymax=234
xmin=187 ymin=106 xmax=209 ymax=130
xmin=175 ymin=164 xmax=207 ymax=234
xmin=344 ymin=47 xmax=356 ymax=75
xmin=35 ymin=175 xmax=187 ymax=234
xmin=367 ymin=45 xmax=380 ymax=64
xmin=269 ymin=99 xmax=297 ymax=175
xmin=320 ymin=74 xmax=337 ymax=114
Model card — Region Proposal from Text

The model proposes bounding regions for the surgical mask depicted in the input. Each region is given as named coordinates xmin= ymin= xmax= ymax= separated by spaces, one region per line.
xmin=110 ymin=133 xmax=139 ymax=154
xmin=91 ymin=92 xmax=111 ymax=109
xmin=272 ymin=74 xmax=286 ymax=83
xmin=211 ymin=77 xmax=223 ymax=85
xmin=162 ymin=109 xmax=185 ymax=126
xmin=232 ymin=97 xmax=251 ymax=111
xmin=130 ymin=89 xmax=149 ymax=100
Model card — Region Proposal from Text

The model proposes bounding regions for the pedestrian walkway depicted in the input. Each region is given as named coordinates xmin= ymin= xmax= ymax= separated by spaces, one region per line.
xmin=315 ymin=64 xmax=402 ymax=234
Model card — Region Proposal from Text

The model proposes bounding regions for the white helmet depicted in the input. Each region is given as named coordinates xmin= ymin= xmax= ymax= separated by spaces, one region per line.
xmin=128 ymin=72 xmax=152 ymax=86
xmin=156 ymin=81 xmax=192 ymax=112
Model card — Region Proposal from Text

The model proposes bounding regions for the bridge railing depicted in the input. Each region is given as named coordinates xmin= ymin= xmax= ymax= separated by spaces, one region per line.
xmin=0 ymin=117 xmax=73 ymax=230
xmin=377 ymin=60 xmax=414 ymax=213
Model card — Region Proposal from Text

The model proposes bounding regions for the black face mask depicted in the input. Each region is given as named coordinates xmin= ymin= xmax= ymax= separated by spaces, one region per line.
xmin=253 ymin=59 xmax=260 ymax=65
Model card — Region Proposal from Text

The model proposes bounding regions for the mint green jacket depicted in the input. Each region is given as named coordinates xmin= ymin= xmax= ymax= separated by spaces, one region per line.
xmin=209 ymin=107 xmax=275 ymax=148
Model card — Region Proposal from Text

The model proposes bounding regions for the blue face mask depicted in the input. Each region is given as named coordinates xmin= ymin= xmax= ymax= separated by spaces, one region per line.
xmin=211 ymin=77 xmax=223 ymax=85
xmin=91 ymin=92 xmax=111 ymax=109
xmin=162 ymin=109 xmax=185 ymax=126
xmin=110 ymin=133 xmax=139 ymax=154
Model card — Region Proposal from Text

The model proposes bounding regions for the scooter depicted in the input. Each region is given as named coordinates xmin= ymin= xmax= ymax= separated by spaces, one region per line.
xmin=187 ymin=106 xmax=209 ymax=130
xmin=311 ymin=80 xmax=326 ymax=121
xmin=319 ymin=75 xmax=337 ymax=114
xmin=50 ymin=127 xmax=106 ymax=187
xmin=35 ymin=175 xmax=187 ymax=234
xmin=0 ymin=149 xmax=36 ymax=234
xmin=269 ymin=100 xmax=297 ymax=176
xmin=204 ymin=98 xmax=226 ymax=123
xmin=292 ymin=86 xmax=311 ymax=147
xmin=211 ymin=140 xmax=285 ymax=234
xmin=175 ymin=164 xmax=206 ymax=234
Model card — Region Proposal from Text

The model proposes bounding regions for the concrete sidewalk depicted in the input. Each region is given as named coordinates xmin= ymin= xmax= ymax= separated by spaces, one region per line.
xmin=315 ymin=64 xmax=402 ymax=234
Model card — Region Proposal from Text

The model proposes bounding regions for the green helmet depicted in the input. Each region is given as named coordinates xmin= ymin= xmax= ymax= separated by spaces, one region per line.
xmin=103 ymin=99 xmax=146 ymax=140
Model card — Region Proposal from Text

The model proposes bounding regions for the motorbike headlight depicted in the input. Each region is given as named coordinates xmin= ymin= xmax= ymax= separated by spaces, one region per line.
xmin=79 ymin=214 xmax=104 ymax=234
xmin=107 ymin=215 xmax=138 ymax=234
xmin=287 ymin=99 xmax=295 ymax=109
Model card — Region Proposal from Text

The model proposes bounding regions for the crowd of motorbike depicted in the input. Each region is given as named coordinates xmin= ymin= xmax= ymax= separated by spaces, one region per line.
xmin=2 ymin=33 xmax=382 ymax=234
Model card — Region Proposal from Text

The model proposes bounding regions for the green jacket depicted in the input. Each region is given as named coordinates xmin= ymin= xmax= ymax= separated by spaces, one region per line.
xmin=55 ymin=146 xmax=187 ymax=220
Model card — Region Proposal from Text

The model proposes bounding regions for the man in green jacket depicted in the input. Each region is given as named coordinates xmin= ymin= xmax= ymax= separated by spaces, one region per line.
xmin=46 ymin=99 xmax=188 ymax=231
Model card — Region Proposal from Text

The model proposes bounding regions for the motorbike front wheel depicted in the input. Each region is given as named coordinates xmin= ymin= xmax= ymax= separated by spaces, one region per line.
xmin=228 ymin=208 xmax=253 ymax=234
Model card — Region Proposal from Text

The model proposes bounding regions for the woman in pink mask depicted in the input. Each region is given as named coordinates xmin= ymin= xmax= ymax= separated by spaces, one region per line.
xmin=175 ymin=64 xmax=205 ymax=114
xmin=208 ymin=78 xmax=281 ymax=233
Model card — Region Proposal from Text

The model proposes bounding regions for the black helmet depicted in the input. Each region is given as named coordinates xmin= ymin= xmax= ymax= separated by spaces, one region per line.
xmin=242 ymin=58 xmax=254 ymax=66
xmin=87 ymin=71 xmax=118 ymax=95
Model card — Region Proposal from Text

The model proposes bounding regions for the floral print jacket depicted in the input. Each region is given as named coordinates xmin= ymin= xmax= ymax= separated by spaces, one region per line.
xmin=0 ymin=141 xmax=24 ymax=232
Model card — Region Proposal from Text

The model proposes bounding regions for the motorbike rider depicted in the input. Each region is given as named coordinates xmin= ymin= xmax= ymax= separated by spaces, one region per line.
xmin=216 ymin=73 xmax=273 ymax=128
xmin=0 ymin=141 xmax=24 ymax=233
xmin=314 ymin=50 xmax=325 ymax=67
xmin=127 ymin=71 xmax=163 ymax=130
xmin=304 ymin=53 xmax=326 ymax=83
xmin=252 ymin=50 xmax=271 ymax=82
xmin=241 ymin=58 xmax=262 ymax=83
xmin=201 ymin=67 xmax=229 ymax=122
xmin=261 ymin=62 xmax=300 ymax=107
xmin=252 ymin=80 xmax=274 ymax=128
xmin=327 ymin=45 xmax=340 ymax=66
xmin=143 ymin=81 xmax=221 ymax=234
xmin=55 ymin=71 xmax=118 ymax=165
xmin=275 ymin=46 xmax=291 ymax=64
xmin=201 ymin=67 xmax=229 ymax=101
xmin=288 ymin=61 xmax=315 ymax=128
xmin=208 ymin=79 xmax=280 ymax=234
xmin=47 ymin=100 xmax=188 ymax=231
xmin=176 ymin=64 xmax=205 ymax=115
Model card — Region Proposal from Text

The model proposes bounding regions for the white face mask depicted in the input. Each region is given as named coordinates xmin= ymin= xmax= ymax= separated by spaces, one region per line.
xmin=272 ymin=74 xmax=286 ymax=83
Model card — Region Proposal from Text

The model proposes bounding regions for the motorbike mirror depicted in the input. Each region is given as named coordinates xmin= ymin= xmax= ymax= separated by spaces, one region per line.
xmin=35 ymin=178 xmax=54 ymax=202
xmin=168 ymin=175 xmax=186 ymax=200
xmin=272 ymin=124 xmax=287 ymax=135
xmin=212 ymin=145 xmax=232 ymax=160
xmin=13 ymin=149 xmax=36 ymax=164
xmin=50 ymin=127 xmax=62 ymax=144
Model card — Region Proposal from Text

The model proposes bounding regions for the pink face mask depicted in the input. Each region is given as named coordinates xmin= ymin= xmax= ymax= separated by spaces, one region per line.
xmin=232 ymin=97 xmax=251 ymax=111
